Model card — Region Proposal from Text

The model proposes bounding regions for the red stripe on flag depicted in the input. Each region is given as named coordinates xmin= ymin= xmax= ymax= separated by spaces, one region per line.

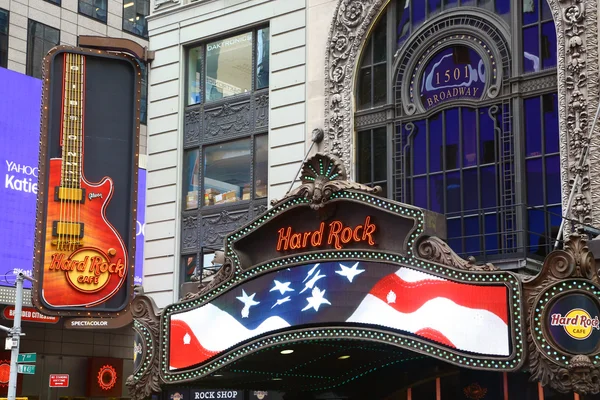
xmin=370 ymin=273 xmax=509 ymax=324
xmin=415 ymin=327 xmax=457 ymax=348
xmin=169 ymin=319 xmax=219 ymax=370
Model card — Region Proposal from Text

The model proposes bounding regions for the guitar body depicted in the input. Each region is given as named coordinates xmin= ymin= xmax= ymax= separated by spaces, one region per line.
xmin=41 ymin=158 xmax=128 ymax=308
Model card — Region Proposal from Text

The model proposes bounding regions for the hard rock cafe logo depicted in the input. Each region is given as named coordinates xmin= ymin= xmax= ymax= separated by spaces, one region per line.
xmin=253 ymin=392 xmax=268 ymax=400
xmin=48 ymin=247 xmax=125 ymax=292
xmin=97 ymin=364 xmax=118 ymax=390
xmin=133 ymin=340 xmax=142 ymax=363
xmin=551 ymin=308 xmax=600 ymax=340
xmin=463 ymin=383 xmax=487 ymax=399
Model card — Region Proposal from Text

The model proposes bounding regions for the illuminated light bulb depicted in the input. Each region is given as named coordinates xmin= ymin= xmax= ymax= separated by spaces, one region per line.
xmin=280 ymin=349 xmax=294 ymax=355
xmin=338 ymin=355 xmax=350 ymax=360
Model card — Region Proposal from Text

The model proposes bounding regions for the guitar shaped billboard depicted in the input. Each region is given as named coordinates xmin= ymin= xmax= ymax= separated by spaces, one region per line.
xmin=33 ymin=46 xmax=141 ymax=316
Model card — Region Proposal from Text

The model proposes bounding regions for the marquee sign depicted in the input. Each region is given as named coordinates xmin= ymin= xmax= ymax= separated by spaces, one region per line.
xmin=33 ymin=45 xmax=142 ymax=316
xmin=547 ymin=294 xmax=600 ymax=354
xmin=144 ymin=154 xmax=524 ymax=386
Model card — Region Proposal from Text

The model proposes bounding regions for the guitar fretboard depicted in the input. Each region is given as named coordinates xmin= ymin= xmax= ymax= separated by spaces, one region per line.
xmin=60 ymin=53 xmax=84 ymax=189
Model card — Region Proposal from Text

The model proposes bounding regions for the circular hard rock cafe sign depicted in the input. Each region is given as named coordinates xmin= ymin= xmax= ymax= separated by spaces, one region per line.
xmin=547 ymin=293 xmax=600 ymax=354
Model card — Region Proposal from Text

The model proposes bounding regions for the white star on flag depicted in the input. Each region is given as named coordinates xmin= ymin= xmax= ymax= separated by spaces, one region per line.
xmin=271 ymin=296 xmax=291 ymax=309
xmin=335 ymin=262 xmax=365 ymax=283
xmin=302 ymin=286 xmax=331 ymax=312
xmin=387 ymin=290 xmax=397 ymax=304
xmin=300 ymin=269 xmax=326 ymax=294
xmin=303 ymin=264 xmax=320 ymax=283
xmin=183 ymin=333 xmax=191 ymax=345
xmin=270 ymin=280 xmax=294 ymax=295
xmin=236 ymin=289 xmax=260 ymax=318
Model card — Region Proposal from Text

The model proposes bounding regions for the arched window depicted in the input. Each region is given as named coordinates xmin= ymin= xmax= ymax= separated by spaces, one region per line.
xmin=355 ymin=0 xmax=559 ymax=265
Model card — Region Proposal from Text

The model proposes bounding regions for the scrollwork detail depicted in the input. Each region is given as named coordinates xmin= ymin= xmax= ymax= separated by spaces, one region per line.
xmin=416 ymin=236 xmax=497 ymax=271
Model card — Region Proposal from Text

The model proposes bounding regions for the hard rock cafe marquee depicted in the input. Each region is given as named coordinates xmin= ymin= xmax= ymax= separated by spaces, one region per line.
xmin=127 ymin=154 xmax=600 ymax=399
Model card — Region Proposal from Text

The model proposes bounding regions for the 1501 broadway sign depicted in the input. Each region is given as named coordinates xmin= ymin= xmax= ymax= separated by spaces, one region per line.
xmin=33 ymin=46 xmax=142 ymax=316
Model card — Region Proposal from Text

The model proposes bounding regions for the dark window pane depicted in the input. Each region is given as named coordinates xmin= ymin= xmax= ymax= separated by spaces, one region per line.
xmin=526 ymin=158 xmax=544 ymax=206
xmin=79 ymin=0 xmax=107 ymax=22
xmin=429 ymin=112 xmax=443 ymax=172
xmin=481 ymin=166 xmax=497 ymax=209
xmin=479 ymin=107 xmax=496 ymax=164
xmin=413 ymin=177 xmax=427 ymax=208
xmin=541 ymin=0 xmax=552 ymax=20
xmin=205 ymin=31 xmax=253 ymax=102
xmin=396 ymin=0 xmax=410 ymax=46
xmin=357 ymin=68 xmax=372 ymax=108
xmin=444 ymin=0 xmax=458 ymax=7
xmin=412 ymin=121 xmax=426 ymax=175
xmin=523 ymin=25 xmax=540 ymax=73
xmin=256 ymin=27 xmax=270 ymax=89
xmin=184 ymin=150 xmax=200 ymax=210
xmin=411 ymin=0 xmax=426 ymax=28
xmin=545 ymin=156 xmax=560 ymax=204
xmin=524 ymin=97 xmax=542 ymax=157
xmin=27 ymin=20 xmax=59 ymax=78
xmin=445 ymin=109 xmax=459 ymax=169
xmin=463 ymin=168 xmax=478 ymax=211
xmin=187 ymin=46 xmax=203 ymax=105
xmin=373 ymin=64 xmax=387 ymax=105
xmin=254 ymin=135 xmax=268 ymax=199
xmin=446 ymin=171 xmax=461 ymax=214
xmin=182 ymin=254 xmax=198 ymax=283
xmin=484 ymin=214 xmax=499 ymax=255
xmin=122 ymin=0 xmax=149 ymax=37
xmin=523 ymin=0 xmax=539 ymax=25
xmin=361 ymin=37 xmax=372 ymax=67
xmin=203 ymin=139 xmax=251 ymax=206
xmin=528 ymin=208 xmax=545 ymax=255
xmin=462 ymin=108 xmax=477 ymax=167
xmin=541 ymin=21 xmax=557 ymax=69
xmin=429 ymin=173 xmax=444 ymax=213
xmin=0 ymin=9 xmax=7 ymax=68
xmin=543 ymin=93 xmax=559 ymax=153
xmin=495 ymin=0 xmax=510 ymax=15
xmin=428 ymin=0 xmax=442 ymax=15
xmin=464 ymin=216 xmax=481 ymax=256
xmin=373 ymin=18 xmax=387 ymax=63
xmin=447 ymin=218 xmax=462 ymax=254
xmin=373 ymin=127 xmax=387 ymax=182
xmin=357 ymin=130 xmax=372 ymax=183
xmin=0 ymin=9 xmax=8 ymax=35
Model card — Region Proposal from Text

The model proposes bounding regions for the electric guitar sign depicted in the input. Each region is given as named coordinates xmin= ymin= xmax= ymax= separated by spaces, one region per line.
xmin=33 ymin=46 xmax=141 ymax=316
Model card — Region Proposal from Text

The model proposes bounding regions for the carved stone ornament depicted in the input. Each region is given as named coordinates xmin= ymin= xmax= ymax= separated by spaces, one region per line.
xmin=270 ymin=152 xmax=380 ymax=210
xmin=524 ymin=233 xmax=600 ymax=394
xmin=153 ymin=0 xmax=179 ymax=10
xmin=126 ymin=295 xmax=162 ymax=400
xmin=416 ymin=236 xmax=497 ymax=271
xmin=324 ymin=0 xmax=600 ymax=230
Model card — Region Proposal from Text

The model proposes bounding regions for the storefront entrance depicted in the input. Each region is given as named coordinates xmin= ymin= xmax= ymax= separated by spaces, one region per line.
xmin=128 ymin=154 xmax=600 ymax=400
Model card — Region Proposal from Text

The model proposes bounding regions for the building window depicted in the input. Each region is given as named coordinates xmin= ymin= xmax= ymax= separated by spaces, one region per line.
xmin=181 ymin=27 xmax=270 ymax=290
xmin=205 ymin=31 xmax=253 ymax=102
xmin=123 ymin=0 xmax=149 ymax=38
xmin=26 ymin=20 xmax=60 ymax=79
xmin=357 ymin=17 xmax=387 ymax=109
xmin=355 ymin=0 xmax=560 ymax=263
xmin=0 ymin=9 xmax=8 ymax=69
xmin=357 ymin=127 xmax=388 ymax=194
xmin=79 ymin=0 xmax=107 ymax=23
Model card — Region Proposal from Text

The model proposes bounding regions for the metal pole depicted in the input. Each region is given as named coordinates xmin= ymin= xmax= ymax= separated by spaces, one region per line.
xmin=7 ymin=274 xmax=24 ymax=400
xmin=8 ymin=273 xmax=33 ymax=400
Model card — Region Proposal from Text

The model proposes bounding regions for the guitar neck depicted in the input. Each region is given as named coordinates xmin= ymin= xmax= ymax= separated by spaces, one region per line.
xmin=60 ymin=53 xmax=85 ymax=189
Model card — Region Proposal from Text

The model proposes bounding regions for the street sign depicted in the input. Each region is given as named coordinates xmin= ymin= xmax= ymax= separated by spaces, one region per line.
xmin=49 ymin=374 xmax=69 ymax=387
xmin=17 ymin=353 xmax=36 ymax=363
xmin=4 ymin=337 xmax=15 ymax=351
xmin=17 ymin=364 xmax=35 ymax=374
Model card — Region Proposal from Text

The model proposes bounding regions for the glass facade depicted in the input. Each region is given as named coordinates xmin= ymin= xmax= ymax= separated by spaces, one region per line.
xmin=26 ymin=20 xmax=60 ymax=79
xmin=181 ymin=27 xmax=270 ymax=283
xmin=0 ymin=9 xmax=7 ymax=69
xmin=357 ymin=0 xmax=560 ymax=262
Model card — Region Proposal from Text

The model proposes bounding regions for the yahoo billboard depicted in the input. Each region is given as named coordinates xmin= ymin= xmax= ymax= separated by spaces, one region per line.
xmin=0 ymin=67 xmax=145 ymax=289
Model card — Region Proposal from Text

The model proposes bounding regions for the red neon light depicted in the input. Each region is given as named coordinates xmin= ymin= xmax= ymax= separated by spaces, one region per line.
xmin=276 ymin=216 xmax=376 ymax=251
xmin=97 ymin=364 xmax=117 ymax=390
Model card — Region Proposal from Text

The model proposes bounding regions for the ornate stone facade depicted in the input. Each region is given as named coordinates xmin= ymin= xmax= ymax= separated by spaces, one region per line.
xmin=323 ymin=0 xmax=600 ymax=229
